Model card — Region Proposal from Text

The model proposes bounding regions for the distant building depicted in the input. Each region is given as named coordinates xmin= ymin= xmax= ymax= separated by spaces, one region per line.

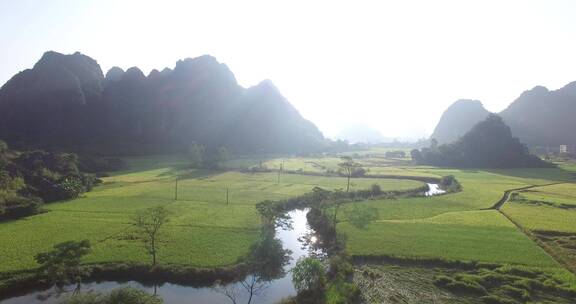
xmin=560 ymin=145 xmax=576 ymax=154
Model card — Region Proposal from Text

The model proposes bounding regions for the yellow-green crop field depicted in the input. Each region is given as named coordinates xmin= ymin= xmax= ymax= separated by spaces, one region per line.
xmin=0 ymin=155 xmax=423 ymax=273
xmin=1 ymin=153 xmax=575 ymax=293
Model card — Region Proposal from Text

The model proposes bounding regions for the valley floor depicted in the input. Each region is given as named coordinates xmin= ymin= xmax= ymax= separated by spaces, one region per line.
xmin=0 ymin=155 xmax=423 ymax=273
xmin=1 ymin=152 xmax=575 ymax=303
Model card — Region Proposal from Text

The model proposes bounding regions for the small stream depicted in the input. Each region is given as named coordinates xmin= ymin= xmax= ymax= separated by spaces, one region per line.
xmin=2 ymin=184 xmax=445 ymax=304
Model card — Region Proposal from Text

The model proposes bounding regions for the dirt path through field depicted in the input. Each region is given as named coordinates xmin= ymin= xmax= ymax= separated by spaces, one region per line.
xmin=493 ymin=182 xmax=575 ymax=273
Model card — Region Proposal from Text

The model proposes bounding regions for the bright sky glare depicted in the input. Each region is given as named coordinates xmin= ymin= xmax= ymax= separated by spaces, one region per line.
xmin=1 ymin=0 xmax=575 ymax=140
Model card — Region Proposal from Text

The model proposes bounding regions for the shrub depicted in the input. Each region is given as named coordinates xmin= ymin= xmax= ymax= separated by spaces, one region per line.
xmin=61 ymin=287 xmax=162 ymax=304
xmin=325 ymin=280 xmax=360 ymax=304
xmin=327 ymin=254 xmax=353 ymax=279
xmin=434 ymin=275 xmax=455 ymax=286
xmin=107 ymin=287 xmax=162 ymax=304
xmin=495 ymin=266 xmax=538 ymax=278
xmin=440 ymin=175 xmax=462 ymax=192
xmin=53 ymin=175 xmax=87 ymax=200
xmin=499 ymin=285 xmax=530 ymax=301
xmin=511 ymin=278 xmax=541 ymax=291
xmin=292 ymin=257 xmax=326 ymax=294
xmin=480 ymin=295 xmax=519 ymax=304
xmin=449 ymin=279 xmax=487 ymax=295
xmin=0 ymin=196 xmax=42 ymax=219
xmin=476 ymin=273 xmax=513 ymax=289
xmin=370 ymin=184 xmax=382 ymax=195
xmin=435 ymin=274 xmax=486 ymax=295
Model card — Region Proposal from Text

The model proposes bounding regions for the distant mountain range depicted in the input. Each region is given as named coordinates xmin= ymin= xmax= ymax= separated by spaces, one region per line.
xmin=431 ymin=82 xmax=576 ymax=147
xmin=335 ymin=123 xmax=394 ymax=144
xmin=0 ymin=51 xmax=324 ymax=154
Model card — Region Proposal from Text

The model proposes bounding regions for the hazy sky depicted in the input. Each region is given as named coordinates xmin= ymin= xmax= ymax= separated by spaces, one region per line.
xmin=1 ymin=0 xmax=575 ymax=140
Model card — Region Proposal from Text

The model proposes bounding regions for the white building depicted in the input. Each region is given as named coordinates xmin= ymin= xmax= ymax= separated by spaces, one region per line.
xmin=560 ymin=145 xmax=575 ymax=154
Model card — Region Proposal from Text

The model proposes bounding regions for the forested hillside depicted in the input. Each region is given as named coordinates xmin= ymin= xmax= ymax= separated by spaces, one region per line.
xmin=431 ymin=82 xmax=576 ymax=146
xmin=0 ymin=51 xmax=324 ymax=154
xmin=414 ymin=114 xmax=550 ymax=168
xmin=0 ymin=140 xmax=98 ymax=219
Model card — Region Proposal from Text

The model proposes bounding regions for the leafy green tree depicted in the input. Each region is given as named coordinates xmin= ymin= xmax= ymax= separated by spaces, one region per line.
xmin=35 ymin=240 xmax=91 ymax=291
xmin=370 ymin=184 xmax=382 ymax=196
xmin=132 ymin=206 xmax=169 ymax=265
xmin=204 ymin=146 xmax=230 ymax=169
xmin=0 ymin=140 xmax=8 ymax=167
xmin=58 ymin=175 xmax=86 ymax=199
xmin=13 ymin=150 xmax=95 ymax=203
xmin=410 ymin=149 xmax=422 ymax=163
xmin=188 ymin=142 xmax=205 ymax=168
xmin=217 ymin=147 xmax=229 ymax=164
xmin=430 ymin=138 xmax=438 ymax=149
xmin=385 ymin=150 xmax=406 ymax=158
xmin=292 ymin=257 xmax=326 ymax=299
xmin=255 ymin=200 xmax=292 ymax=229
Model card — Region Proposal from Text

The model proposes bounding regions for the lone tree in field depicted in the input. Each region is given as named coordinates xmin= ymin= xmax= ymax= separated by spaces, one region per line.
xmin=338 ymin=156 xmax=363 ymax=192
xmin=217 ymin=147 xmax=229 ymax=164
xmin=133 ymin=206 xmax=169 ymax=266
xmin=188 ymin=142 xmax=205 ymax=168
xmin=35 ymin=240 xmax=91 ymax=293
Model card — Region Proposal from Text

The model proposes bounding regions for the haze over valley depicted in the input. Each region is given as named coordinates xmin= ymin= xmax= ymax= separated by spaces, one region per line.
xmin=1 ymin=1 xmax=576 ymax=304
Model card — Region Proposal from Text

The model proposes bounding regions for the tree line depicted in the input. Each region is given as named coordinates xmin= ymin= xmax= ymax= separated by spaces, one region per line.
xmin=0 ymin=141 xmax=104 ymax=219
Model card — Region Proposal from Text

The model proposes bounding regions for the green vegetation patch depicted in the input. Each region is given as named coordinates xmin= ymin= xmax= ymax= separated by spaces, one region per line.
xmin=433 ymin=265 xmax=576 ymax=304
xmin=341 ymin=211 xmax=557 ymax=267
xmin=502 ymin=203 xmax=576 ymax=233
xmin=517 ymin=183 xmax=576 ymax=207
xmin=354 ymin=263 xmax=576 ymax=304
xmin=353 ymin=264 xmax=469 ymax=304
xmin=0 ymin=156 xmax=424 ymax=274
xmin=501 ymin=182 xmax=576 ymax=273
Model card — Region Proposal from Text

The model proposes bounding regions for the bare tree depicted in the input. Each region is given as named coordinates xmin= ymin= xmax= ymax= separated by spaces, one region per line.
xmin=132 ymin=206 xmax=169 ymax=265
xmin=215 ymin=274 xmax=270 ymax=304
xmin=241 ymin=275 xmax=269 ymax=304
xmin=214 ymin=282 xmax=241 ymax=304
xmin=214 ymin=231 xmax=289 ymax=304
xmin=338 ymin=156 xmax=363 ymax=192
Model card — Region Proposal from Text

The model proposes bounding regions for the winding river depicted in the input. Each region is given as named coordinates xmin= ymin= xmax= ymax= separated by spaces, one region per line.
xmin=1 ymin=209 xmax=321 ymax=304
xmin=1 ymin=184 xmax=445 ymax=304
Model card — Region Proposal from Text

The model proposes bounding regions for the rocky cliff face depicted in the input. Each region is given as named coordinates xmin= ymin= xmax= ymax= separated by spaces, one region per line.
xmin=500 ymin=83 xmax=576 ymax=146
xmin=430 ymin=99 xmax=491 ymax=144
xmin=432 ymin=82 xmax=576 ymax=147
xmin=0 ymin=51 xmax=324 ymax=153
xmin=0 ymin=51 xmax=105 ymax=144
